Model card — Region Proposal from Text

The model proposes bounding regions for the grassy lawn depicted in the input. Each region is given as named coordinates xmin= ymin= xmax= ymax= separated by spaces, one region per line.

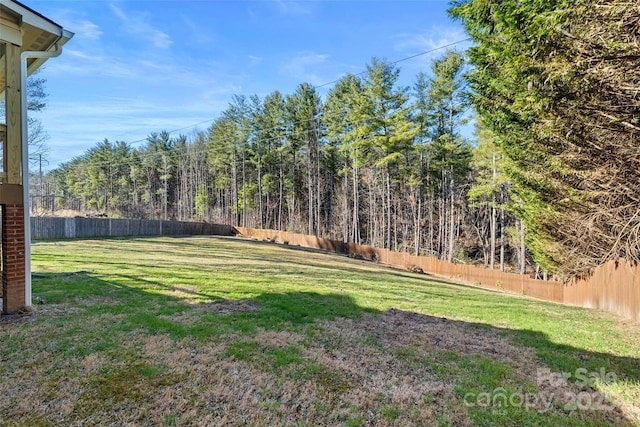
xmin=1 ymin=236 xmax=639 ymax=426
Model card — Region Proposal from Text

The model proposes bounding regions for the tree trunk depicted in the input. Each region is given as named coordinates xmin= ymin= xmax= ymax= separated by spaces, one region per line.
xmin=490 ymin=152 xmax=497 ymax=269
xmin=233 ymin=148 xmax=239 ymax=225
xmin=308 ymin=138 xmax=313 ymax=236
xmin=386 ymin=164 xmax=392 ymax=249
xmin=448 ymin=165 xmax=455 ymax=263
xmin=257 ymin=142 xmax=264 ymax=228
xmin=163 ymin=156 xmax=168 ymax=221
xmin=352 ymin=152 xmax=360 ymax=244
xmin=519 ymin=219 xmax=526 ymax=274
xmin=242 ymin=142 xmax=247 ymax=227
xmin=327 ymin=150 xmax=336 ymax=236
xmin=415 ymin=147 xmax=424 ymax=256
xmin=500 ymin=183 xmax=505 ymax=272
xmin=315 ymin=128 xmax=321 ymax=237
xmin=343 ymin=156 xmax=350 ymax=241
xmin=278 ymin=150 xmax=284 ymax=230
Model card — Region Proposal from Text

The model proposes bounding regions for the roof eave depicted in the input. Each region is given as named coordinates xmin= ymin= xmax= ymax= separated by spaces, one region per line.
xmin=1 ymin=0 xmax=65 ymax=35
xmin=25 ymin=28 xmax=74 ymax=76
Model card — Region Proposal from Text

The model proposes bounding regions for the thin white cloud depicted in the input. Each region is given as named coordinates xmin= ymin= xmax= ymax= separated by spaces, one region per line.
xmin=137 ymin=59 xmax=173 ymax=73
xmin=50 ymin=52 xmax=141 ymax=79
xmin=281 ymin=52 xmax=330 ymax=85
xmin=50 ymin=48 xmax=232 ymax=89
xmin=64 ymin=49 xmax=95 ymax=61
xmin=393 ymin=27 xmax=470 ymax=55
xmin=248 ymin=55 xmax=263 ymax=68
xmin=390 ymin=27 xmax=472 ymax=78
xmin=109 ymin=2 xmax=127 ymax=21
xmin=42 ymin=96 xmax=229 ymax=167
xmin=180 ymin=14 xmax=216 ymax=45
xmin=109 ymin=3 xmax=173 ymax=50
xmin=75 ymin=19 xmax=103 ymax=40
xmin=273 ymin=0 xmax=315 ymax=15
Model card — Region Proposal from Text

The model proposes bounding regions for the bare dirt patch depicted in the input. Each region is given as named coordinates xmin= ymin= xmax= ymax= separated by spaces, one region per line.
xmin=73 ymin=296 xmax=119 ymax=306
xmin=168 ymin=299 xmax=260 ymax=325
xmin=205 ymin=299 xmax=260 ymax=315
xmin=0 ymin=304 xmax=82 ymax=325
xmin=0 ymin=310 xmax=37 ymax=325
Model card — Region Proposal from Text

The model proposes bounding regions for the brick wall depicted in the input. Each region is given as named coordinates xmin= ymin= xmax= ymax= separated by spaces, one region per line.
xmin=2 ymin=204 xmax=26 ymax=313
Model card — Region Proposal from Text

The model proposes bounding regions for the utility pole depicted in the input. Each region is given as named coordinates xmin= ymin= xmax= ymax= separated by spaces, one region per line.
xmin=39 ymin=153 xmax=43 ymax=198
xmin=36 ymin=153 xmax=48 ymax=212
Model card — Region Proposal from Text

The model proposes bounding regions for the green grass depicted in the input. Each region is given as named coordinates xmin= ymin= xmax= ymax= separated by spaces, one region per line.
xmin=1 ymin=236 xmax=639 ymax=426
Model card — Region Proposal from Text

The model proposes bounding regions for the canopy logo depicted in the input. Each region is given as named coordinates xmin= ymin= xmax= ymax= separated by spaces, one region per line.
xmin=463 ymin=367 xmax=617 ymax=414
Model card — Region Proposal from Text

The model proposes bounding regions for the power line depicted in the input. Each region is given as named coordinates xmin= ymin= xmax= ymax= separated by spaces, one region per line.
xmin=59 ymin=38 xmax=473 ymax=171
xmin=56 ymin=91 xmax=464 ymax=170
xmin=314 ymin=38 xmax=471 ymax=89
xmin=112 ymin=38 xmax=471 ymax=148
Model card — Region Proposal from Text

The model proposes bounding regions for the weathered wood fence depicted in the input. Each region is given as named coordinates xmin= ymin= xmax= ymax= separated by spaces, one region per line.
xmin=234 ymin=227 xmax=640 ymax=323
xmin=30 ymin=217 xmax=234 ymax=240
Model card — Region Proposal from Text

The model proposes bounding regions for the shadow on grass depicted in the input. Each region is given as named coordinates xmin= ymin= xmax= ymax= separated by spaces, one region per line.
xmin=28 ymin=269 xmax=640 ymax=425
xmin=30 ymin=271 xmax=376 ymax=330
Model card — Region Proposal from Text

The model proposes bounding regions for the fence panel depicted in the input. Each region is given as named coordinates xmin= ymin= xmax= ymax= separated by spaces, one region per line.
xmin=31 ymin=217 xmax=233 ymax=240
xmin=109 ymin=219 xmax=130 ymax=236
xmin=566 ymin=260 xmax=640 ymax=322
xmin=31 ymin=216 xmax=66 ymax=239
xmin=75 ymin=218 xmax=109 ymax=238
xmin=230 ymin=227 xmax=637 ymax=323
xmin=30 ymin=222 xmax=638 ymax=322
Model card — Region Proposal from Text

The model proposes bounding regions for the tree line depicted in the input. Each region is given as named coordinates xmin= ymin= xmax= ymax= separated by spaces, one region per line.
xmin=45 ymin=52 xmax=534 ymax=274
xmin=35 ymin=0 xmax=638 ymax=279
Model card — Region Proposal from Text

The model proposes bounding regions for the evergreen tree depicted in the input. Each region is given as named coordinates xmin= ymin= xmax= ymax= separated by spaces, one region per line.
xmin=287 ymin=83 xmax=323 ymax=235
xmin=450 ymin=0 xmax=640 ymax=276
xmin=425 ymin=51 xmax=471 ymax=261
xmin=361 ymin=58 xmax=417 ymax=249
xmin=323 ymin=74 xmax=366 ymax=243
xmin=467 ymin=122 xmax=508 ymax=269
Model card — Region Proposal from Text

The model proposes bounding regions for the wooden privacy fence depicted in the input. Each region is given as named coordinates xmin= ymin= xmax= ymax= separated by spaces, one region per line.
xmin=234 ymin=227 xmax=640 ymax=323
xmin=565 ymin=260 xmax=640 ymax=324
xmin=30 ymin=217 xmax=234 ymax=240
xmin=26 ymin=219 xmax=639 ymax=322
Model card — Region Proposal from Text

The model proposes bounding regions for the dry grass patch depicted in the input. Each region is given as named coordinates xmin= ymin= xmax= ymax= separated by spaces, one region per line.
xmin=254 ymin=328 xmax=305 ymax=348
xmin=2 ymin=306 xmax=635 ymax=425
xmin=4 ymin=236 xmax=636 ymax=426
xmin=307 ymin=309 xmax=632 ymax=425
xmin=207 ymin=299 xmax=261 ymax=315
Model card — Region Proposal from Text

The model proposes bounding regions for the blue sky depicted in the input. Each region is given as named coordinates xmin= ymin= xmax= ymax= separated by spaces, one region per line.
xmin=26 ymin=0 xmax=470 ymax=169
